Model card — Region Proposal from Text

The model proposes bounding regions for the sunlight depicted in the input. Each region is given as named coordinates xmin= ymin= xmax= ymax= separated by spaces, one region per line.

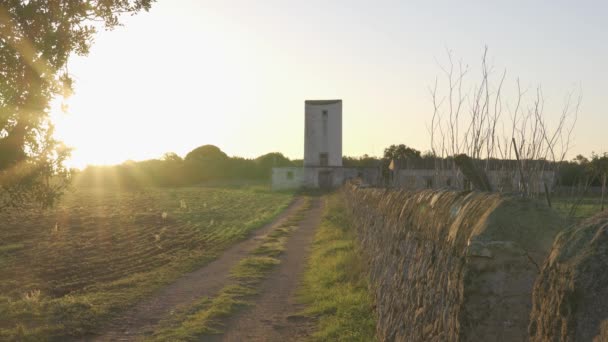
xmin=3 ymin=1 xmax=608 ymax=341
xmin=35 ymin=0 xmax=608 ymax=171
xmin=50 ymin=7 xmax=264 ymax=169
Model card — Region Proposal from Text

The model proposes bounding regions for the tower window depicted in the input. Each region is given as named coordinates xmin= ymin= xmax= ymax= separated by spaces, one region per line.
xmin=322 ymin=110 xmax=328 ymax=117
xmin=319 ymin=153 xmax=329 ymax=166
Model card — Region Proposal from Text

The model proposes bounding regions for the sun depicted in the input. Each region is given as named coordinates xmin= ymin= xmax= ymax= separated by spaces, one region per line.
xmin=50 ymin=96 xmax=136 ymax=169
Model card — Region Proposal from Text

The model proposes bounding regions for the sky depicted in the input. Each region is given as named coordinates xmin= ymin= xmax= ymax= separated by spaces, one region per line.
xmin=51 ymin=0 xmax=608 ymax=168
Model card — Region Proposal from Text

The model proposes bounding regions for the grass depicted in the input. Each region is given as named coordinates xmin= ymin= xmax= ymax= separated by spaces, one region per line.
xmin=146 ymin=198 xmax=311 ymax=342
xmin=146 ymin=284 xmax=256 ymax=341
xmin=553 ymin=196 xmax=605 ymax=220
xmin=297 ymin=192 xmax=377 ymax=342
xmin=230 ymin=256 xmax=281 ymax=280
xmin=0 ymin=186 xmax=292 ymax=341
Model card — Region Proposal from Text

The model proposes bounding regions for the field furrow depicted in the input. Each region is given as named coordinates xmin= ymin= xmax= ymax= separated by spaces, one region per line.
xmin=0 ymin=186 xmax=292 ymax=340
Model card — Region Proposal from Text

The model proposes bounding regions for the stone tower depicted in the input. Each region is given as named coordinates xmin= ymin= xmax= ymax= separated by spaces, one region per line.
xmin=272 ymin=99 xmax=379 ymax=190
xmin=304 ymin=100 xmax=342 ymax=167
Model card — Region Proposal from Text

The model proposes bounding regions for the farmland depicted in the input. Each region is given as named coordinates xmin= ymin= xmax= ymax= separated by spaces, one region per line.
xmin=148 ymin=198 xmax=312 ymax=341
xmin=0 ymin=186 xmax=292 ymax=340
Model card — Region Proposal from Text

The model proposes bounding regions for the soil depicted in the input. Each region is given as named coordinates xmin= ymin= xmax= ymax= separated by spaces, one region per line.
xmin=90 ymin=197 xmax=308 ymax=341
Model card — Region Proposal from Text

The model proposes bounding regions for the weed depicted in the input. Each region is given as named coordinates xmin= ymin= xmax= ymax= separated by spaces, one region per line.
xmin=148 ymin=285 xmax=255 ymax=341
xmin=297 ymin=193 xmax=377 ymax=342
xmin=230 ymin=256 xmax=281 ymax=281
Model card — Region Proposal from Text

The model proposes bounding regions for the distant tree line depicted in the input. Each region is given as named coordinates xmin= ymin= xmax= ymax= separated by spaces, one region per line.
xmin=72 ymin=143 xmax=606 ymax=190
xmin=73 ymin=145 xmax=295 ymax=188
xmin=347 ymin=144 xmax=608 ymax=189
xmin=557 ymin=153 xmax=608 ymax=188
xmin=380 ymin=145 xmax=608 ymax=188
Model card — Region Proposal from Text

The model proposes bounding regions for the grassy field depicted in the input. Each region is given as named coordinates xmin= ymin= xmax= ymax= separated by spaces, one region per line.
xmin=0 ymin=186 xmax=292 ymax=340
xmin=552 ymin=196 xmax=605 ymax=220
xmin=298 ymin=193 xmax=377 ymax=342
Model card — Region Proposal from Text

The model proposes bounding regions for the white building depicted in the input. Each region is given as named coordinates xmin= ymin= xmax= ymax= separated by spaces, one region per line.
xmin=271 ymin=99 xmax=554 ymax=193
xmin=272 ymin=100 xmax=379 ymax=190
xmin=304 ymin=100 xmax=342 ymax=168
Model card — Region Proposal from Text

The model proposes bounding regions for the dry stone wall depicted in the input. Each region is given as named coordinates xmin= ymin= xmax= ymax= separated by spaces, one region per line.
xmin=529 ymin=211 xmax=608 ymax=342
xmin=343 ymin=185 xmax=563 ymax=341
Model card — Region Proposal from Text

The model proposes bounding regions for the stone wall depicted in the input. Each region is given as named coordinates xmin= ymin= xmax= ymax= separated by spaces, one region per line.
xmin=392 ymin=169 xmax=555 ymax=193
xmin=529 ymin=211 xmax=608 ymax=342
xmin=343 ymin=185 xmax=563 ymax=341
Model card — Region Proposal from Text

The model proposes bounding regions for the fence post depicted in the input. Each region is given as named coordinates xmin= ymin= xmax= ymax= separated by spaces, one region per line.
xmin=512 ymin=138 xmax=528 ymax=195
xmin=602 ymin=173 xmax=606 ymax=212
xmin=544 ymin=182 xmax=552 ymax=208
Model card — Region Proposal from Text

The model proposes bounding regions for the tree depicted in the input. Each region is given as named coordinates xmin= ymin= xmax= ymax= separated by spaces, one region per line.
xmin=161 ymin=152 xmax=183 ymax=163
xmin=383 ymin=144 xmax=422 ymax=162
xmin=184 ymin=145 xmax=230 ymax=182
xmin=342 ymin=154 xmax=381 ymax=168
xmin=185 ymin=145 xmax=228 ymax=163
xmin=429 ymin=47 xmax=580 ymax=195
xmin=255 ymin=152 xmax=293 ymax=179
xmin=0 ymin=1 xmax=154 ymax=210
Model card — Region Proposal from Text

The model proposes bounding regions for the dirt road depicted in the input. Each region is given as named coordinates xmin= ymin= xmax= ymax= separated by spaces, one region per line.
xmin=209 ymin=196 xmax=323 ymax=342
xmin=92 ymin=197 xmax=308 ymax=341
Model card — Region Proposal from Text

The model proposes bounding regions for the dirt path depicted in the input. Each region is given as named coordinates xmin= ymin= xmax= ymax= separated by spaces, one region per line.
xmin=91 ymin=197 xmax=307 ymax=341
xmin=209 ymin=196 xmax=324 ymax=342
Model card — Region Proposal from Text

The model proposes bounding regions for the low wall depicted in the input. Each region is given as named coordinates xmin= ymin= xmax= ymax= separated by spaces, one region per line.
xmin=271 ymin=167 xmax=304 ymax=190
xmin=271 ymin=167 xmax=380 ymax=190
xmin=343 ymin=185 xmax=563 ymax=341
xmin=529 ymin=211 xmax=608 ymax=342
xmin=392 ymin=169 xmax=555 ymax=193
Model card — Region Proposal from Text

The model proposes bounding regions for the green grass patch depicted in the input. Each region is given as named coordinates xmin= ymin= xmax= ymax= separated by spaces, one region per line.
xmin=147 ymin=197 xmax=311 ymax=341
xmin=146 ymin=285 xmax=255 ymax=342
xmin=298 ymin=193 xmax=377 ymax=342
xmin=230 ymin=256 xmax=281 ymax=281
xmin=0 ymin=244 xmax=24 ymax=254
xmin=553 ymin=196 xmax=605 ymax=220
xmin=0 ymin=187 xmax=292 ymax=340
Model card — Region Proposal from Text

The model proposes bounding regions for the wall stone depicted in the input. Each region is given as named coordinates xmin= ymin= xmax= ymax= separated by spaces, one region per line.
xmin=529 ymin=211 xmax=608 ymax=342
xmin=343 ymin=185 xmax=563 ymax=341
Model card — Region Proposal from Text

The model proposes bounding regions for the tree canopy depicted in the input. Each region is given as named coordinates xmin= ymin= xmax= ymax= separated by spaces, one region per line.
xmin=558 ymin=153 xmax=608 ymax=187
xmin=383 ymin=144 xmax=422 ymax=161
xmin=74 ymin=146 xmax=300 ymax=187
xmin=255 ymin=152 xmax=293 ymax=169
xmin=0 ymin=0 xmax=153 ymax=209
xmin=185 ymin=145 xmax=229 ymax=163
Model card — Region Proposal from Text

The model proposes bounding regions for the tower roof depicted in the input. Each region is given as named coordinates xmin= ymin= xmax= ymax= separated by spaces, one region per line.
xmin=305 ymin=99 xmax=342 ymax=105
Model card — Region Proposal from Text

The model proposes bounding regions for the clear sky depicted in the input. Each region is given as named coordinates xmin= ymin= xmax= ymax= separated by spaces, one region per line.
xmin=51 ymin=0 xmax=608 ymax=168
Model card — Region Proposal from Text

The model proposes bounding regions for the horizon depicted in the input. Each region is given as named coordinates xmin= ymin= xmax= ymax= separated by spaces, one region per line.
xmin=3 ymin=2 xmax=608 ymax=341
xmin=51 ymin=0 xmax=608 ymax=168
